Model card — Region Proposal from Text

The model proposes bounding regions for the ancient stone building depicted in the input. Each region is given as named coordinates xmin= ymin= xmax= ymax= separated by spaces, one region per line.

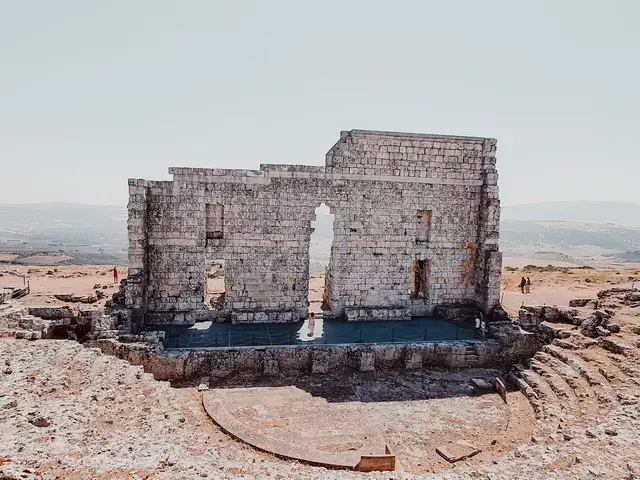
xmin=126 ymin=129 xmax=501 ymax=326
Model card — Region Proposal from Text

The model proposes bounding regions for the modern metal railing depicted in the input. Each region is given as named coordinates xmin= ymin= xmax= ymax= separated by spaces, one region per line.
xmin=163 ymin=325 xmax=484 ymax=349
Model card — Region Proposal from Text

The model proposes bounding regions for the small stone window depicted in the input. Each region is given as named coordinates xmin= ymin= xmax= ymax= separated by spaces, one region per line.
xmin=206 ymin=203 xmax=224 ymax=243
xmin=416 ymin=209 xmax=432 ymax=243
xmin=410 ymin=259 xmax=429 ymax=299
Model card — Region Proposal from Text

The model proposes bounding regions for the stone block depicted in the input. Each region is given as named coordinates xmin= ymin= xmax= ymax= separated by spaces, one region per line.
xmin=311 ymin=349 xmax=329 ymax=374
xmin=262 ymin=357 xmax=279 ymax=376
xmin=359 ymin=350 xmax=375 ymax=372
xmin=404 ymin=348 xmax=422 ymax=369
xmin=436 ymin=441 xmax=481 ymax=463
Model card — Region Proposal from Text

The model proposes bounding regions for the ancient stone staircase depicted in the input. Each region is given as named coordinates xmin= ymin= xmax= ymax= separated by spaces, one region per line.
xmin=508 ymin=333 xmax=639 ymax=435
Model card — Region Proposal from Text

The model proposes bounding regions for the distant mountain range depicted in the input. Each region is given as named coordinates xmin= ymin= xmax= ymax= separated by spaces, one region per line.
xmin=1 ymin=201 xmax=639 ymax=266
xmin=313 ymin=201 xmax=640 ymax=265
xmin=0 ymin=203 xmax=127 ymax=264
xmin=502 ymin=201 xmax=640 ymax=227
xmin=499 ymin=202 xmax=640 ymax=264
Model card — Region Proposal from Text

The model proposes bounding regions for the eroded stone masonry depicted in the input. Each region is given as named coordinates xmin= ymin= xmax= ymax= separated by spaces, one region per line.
xmin=126 ymin=129 xmax=502 ymax=326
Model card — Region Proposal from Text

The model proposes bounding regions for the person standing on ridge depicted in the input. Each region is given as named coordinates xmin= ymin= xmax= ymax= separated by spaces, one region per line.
xmin=113 ymin=266 xmax=118 ymax=284
xmin=526 ymin=277 xmax=532 ymax=294
xmin=520 ymin=276 xmax=527 ymax=294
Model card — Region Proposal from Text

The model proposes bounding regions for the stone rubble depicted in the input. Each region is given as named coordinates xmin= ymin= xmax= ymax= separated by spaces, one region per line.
xmin=2 ymin=283 xmax=640 ymax=478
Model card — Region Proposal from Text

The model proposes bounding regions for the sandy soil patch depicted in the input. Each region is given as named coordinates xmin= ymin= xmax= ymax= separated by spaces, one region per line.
xmin=0 ymin=265 xmax=126 ymax=308
xmin=501 ymin=266 xmax=640 ymax=318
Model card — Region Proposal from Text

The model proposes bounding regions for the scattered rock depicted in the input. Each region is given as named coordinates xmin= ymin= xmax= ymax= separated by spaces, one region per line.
xmin=26 ymin=331 xmax=41 ymax=341
xmin=198 ymin=377 xmax=210 ymax=391
xmin=604 ymin=427 xmax=618 ymax=436
xmin=598 ymin=337 xmax=633 ymax=355
xmin=569 ymin=299 xmax=596 ymax=308
xmin=598 ymin=287 xmax=638 ymax=299
xmin=605 ymin=323 xmax=621 ymax=333
xmin=54 ymin=294 xmax=98 ymax=304
xmin=580 ymin=311 xmax=612 ymax=338
xmin=626 ymin=293 xmax=640 ymax=303
xmin=27 ymin=415 xmax=51 ymax=428
xmin=470 ymin=378 xmax=492 ymax=391
xmin=436 ymin=440 xmax=481 ymax=463
xmin=494 ymin=377 xmax=508 ymax=404
xmin=617 ymin=393 xmax=638 ymax=405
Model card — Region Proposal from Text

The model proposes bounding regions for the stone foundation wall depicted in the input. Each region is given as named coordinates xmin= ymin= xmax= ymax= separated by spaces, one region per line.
xmin=127 ymin=129 xmax=501 ymax=326
xmin=93 ymin=339 xmax=518 ymax=381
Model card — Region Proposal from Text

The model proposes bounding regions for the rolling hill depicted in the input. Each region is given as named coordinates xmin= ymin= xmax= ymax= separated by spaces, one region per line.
xmin=1 ymin=201 xmax=639 ymax=266
xmin=502 ymin=201 xmax=640 ymax=227
xmin=0 ymin=203 xmax=127 ymax=264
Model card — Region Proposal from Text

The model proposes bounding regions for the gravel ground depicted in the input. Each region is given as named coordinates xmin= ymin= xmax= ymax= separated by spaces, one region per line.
xmin=2 ymin=339 xmax=640 ymax=479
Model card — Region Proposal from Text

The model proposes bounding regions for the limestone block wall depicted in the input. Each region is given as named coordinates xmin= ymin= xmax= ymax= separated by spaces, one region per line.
xmin=126 ymin=130 xmax=502 ymax=326
xmin=92 ymin=336 xmax=542 ymax=382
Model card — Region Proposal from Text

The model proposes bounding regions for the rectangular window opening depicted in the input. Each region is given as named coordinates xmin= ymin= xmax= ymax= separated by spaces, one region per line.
xmin=411 ymin=259 xmax=430 ymax=299
xmin=206 ymin=203 xmax=224 ymax=243
xmin=416 ymin=209 xmax=432 ymax=243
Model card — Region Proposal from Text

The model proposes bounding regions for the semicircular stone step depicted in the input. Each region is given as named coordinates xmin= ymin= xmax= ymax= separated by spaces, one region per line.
xmin=529 ymin=360 xmax=581 ymax=417
xmin=542 ymin=344 xmax=616 ymax=405
xmin=514 ymin=365 xmax=563 ymax=420
xmin=507 ymin=372 xmax=542 ymax=419
xmin=532 ymin=351 xmax=600 ymax=419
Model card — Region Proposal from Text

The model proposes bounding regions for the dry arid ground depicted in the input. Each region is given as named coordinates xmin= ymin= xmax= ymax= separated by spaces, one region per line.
xmin=3 ymin=261 xmax=639 ymax=318
xmin=2 ymin=261 xmax=640 ymax=479
xmin=501 ymin=263 xmax=640 ymax=318
xmin=0 ymin=265 xmax=127 ymax=308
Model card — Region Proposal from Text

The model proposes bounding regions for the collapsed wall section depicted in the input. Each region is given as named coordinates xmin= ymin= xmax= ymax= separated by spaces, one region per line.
xmin=126 ymin=130 xmax=501 ymax=326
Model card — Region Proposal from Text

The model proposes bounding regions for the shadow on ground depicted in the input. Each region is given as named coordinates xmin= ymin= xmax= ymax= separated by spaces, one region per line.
xmin=183 ymin=368 xmax=509 ymax=403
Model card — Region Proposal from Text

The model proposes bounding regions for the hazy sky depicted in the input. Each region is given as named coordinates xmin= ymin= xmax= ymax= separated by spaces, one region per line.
xmin=1 ymin=1 xmax=638 ymax=206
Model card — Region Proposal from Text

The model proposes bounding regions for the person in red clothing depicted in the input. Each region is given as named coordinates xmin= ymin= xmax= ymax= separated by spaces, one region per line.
xmin=113 ymin=266 xmax=118 ymax=284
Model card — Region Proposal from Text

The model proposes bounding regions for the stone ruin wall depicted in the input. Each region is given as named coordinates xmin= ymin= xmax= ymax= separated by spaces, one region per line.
xmin=126 ymin=129 xmax=501 ymax=326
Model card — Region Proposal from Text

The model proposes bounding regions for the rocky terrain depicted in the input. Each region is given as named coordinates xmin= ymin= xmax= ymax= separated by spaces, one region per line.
xmin=2 ymin=266 xmax=640 ymax=479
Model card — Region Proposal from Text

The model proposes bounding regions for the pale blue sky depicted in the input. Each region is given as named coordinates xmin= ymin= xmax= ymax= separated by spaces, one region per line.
xmin=1 ymin=0 xmax=638 ymax=206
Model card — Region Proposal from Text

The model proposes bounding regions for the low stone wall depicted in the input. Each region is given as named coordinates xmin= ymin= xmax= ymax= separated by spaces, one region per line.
xmin=90 ymin=333 xmax=539 ymax=382
xmin=27 ymin=306 xmax=77 ymax=320
xmin=344 ymin=307 xmax=411 ymax=322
